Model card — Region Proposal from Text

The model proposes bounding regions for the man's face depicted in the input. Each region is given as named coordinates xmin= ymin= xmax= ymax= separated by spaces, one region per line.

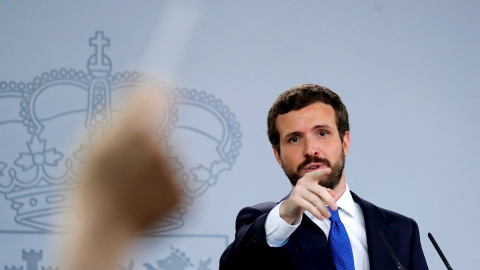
xmin=273 ymin=102 xmax=350 ymax=189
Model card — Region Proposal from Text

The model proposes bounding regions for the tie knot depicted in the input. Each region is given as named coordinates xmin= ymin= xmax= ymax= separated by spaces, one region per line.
xmin=327 ymin=206 xmax=341 ymax=222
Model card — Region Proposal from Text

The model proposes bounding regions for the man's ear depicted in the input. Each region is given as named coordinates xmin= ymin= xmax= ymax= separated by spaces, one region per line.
xmin=342 ymin=131 xmax=351 ymax=156
xmin=272 ymin=145 xmax=283 ymax=167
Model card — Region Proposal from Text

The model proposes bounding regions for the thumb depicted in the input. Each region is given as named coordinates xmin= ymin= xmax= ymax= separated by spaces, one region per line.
xmin=327 ymin=189 xmax=336 ymax=198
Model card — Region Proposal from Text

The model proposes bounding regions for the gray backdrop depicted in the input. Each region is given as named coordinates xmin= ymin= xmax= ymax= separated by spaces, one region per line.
xmin=1 ymin=1 xmax=479 ymax=269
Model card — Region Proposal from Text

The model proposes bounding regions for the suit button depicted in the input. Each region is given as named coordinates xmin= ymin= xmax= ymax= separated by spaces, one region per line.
xmin=246 ymin=235 xmax=258 ymax=248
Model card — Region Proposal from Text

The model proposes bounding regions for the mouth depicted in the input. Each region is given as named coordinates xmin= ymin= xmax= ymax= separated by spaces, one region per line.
xmin=303 ymin=163 xmax=325 ymax=172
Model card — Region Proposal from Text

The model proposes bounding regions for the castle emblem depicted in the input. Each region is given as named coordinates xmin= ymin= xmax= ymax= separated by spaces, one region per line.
xmin=0 ymin=31 xmax=242 ymax=233
xmin=4 ymin=246 xmax=211 ymax=270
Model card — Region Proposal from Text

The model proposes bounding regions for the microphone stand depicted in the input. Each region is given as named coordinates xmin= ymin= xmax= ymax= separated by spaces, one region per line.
xmin=380 ymin=231 xmax=407 ymax=270
xmin=428 ymin=232 xmax=454 ymax=270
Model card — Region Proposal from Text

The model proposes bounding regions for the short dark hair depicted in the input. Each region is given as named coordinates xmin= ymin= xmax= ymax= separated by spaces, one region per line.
xmin=267 ymin=83 xmax=350 ymax=153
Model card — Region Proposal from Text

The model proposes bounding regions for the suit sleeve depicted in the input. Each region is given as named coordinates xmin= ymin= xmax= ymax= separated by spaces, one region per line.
xmin=219 ymin=202 xmax=282 ymax=270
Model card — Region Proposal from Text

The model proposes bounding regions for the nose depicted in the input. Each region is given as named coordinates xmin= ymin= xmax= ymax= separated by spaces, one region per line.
xmin=303 ymin=136 xmax=319 ymax=157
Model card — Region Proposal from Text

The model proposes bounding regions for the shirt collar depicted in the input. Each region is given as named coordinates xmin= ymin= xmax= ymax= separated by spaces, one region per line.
xmin=336 ymin=183 xmax=356 ymax=219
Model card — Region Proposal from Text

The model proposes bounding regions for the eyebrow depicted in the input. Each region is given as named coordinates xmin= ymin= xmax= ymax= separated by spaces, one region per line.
xmin=283 ymin=131 xmax=302 ymax=140
xmin=282 ymin=125 xmax=333 ymax=140
xmin=312 ymin=124 xmax=333 ymax=130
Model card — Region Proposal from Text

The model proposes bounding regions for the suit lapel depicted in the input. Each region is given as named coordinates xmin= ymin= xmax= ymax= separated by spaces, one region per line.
xmin=290 ymin=214 xmax=337 ymax=270
xmin=351 ymin=191 xmax=399 ymax=270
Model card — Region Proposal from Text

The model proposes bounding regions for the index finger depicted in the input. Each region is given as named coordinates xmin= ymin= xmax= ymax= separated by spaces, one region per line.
xmin=304 ymin=167 xmax=332 ymax=184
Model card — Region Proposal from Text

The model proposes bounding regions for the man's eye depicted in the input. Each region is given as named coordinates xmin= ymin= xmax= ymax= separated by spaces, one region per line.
xmin=289 ymin=137 xmax=299 ymax=143
xmin=319 ymin=130 xmax=327 ymax=136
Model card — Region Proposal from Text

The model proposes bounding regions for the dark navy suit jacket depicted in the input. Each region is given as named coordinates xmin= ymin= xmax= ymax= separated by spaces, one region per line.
xmin=220 ymin=191 xmax=429 ymax=270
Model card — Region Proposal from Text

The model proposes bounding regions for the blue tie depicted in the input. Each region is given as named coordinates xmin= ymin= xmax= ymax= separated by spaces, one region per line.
xmin=328 ymin=206 xmax=355 ymax=270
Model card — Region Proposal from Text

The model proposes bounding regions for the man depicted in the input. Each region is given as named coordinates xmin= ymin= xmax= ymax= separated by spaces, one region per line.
xmin=220 ymin=84 xmax=428 ymax=270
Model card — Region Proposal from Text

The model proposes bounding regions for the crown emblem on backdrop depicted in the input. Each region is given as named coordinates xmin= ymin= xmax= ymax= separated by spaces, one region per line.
xmin=0 ymin=31 xmax=242 ymax=233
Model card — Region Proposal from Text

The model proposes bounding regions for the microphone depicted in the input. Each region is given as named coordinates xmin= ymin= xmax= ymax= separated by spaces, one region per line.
xmin=428 ymin=232 xmax=454 ymax=270
xmin=380 ymin=231 xmax=407 ymax=270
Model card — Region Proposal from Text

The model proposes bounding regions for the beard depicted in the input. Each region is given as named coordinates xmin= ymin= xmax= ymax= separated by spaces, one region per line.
xmin=282 ymin=149 xmax=345 ymax=189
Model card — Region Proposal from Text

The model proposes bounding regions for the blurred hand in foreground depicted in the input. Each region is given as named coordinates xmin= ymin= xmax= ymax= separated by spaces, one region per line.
xmin=65 ymin=92 xmax=181 ymax=270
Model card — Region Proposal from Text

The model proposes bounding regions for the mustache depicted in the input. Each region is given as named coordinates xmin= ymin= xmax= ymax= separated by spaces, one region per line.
xmin=297 ymin=156 xmax=331 ymax=172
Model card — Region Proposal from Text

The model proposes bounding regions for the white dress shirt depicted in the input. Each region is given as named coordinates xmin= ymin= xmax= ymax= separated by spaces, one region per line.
xmin=265 ymin=184 xmax=370 ymax=270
